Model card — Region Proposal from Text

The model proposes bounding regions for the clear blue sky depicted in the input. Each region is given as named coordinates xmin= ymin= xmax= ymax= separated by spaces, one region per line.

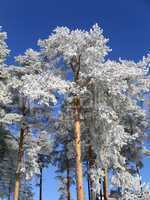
xmin=0 ymin=0 xmax=150 ymax=199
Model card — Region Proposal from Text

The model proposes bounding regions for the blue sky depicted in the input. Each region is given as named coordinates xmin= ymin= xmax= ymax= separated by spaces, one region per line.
xmin=1 ymin=0 xmax=150 ymax=63
xmin=0 ymin=0 xmax=150 ymax=199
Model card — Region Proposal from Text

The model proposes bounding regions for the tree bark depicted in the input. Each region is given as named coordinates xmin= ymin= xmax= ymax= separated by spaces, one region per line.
xmin=88 ymin=145 xmax=95 ymax=200
xmin=14 ymin=98 xmax=27 ymax=200
xmin=74 ymin=95 xmax=84 ymax=200
xmin=66 ymin=159 xmax=71 ymax=200
xmin=39 ymin=167 xmax=42 ymax=200
xmin=14 ymin=128 xmax=25 ymax=200
xmin=103 ymin=168 xmax=108 ymax=200
xmin=71 ymin=55 xmax=84 ymax=200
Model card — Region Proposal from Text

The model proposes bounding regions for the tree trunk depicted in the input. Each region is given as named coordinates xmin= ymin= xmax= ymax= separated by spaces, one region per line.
xmin=103 ymin=168 xmax=108 ymax=200
xmin=14 ymin=128 xmax=25 ymax=200
xmin=88 ymin=145 xmax=95 ymax=200
xmin=66 ymin=159 xmax=71 ymax=200
xmin=74 ymin=95 xmax=84 ymax=200
xmin=39 ymin=167 xmax=42 ymax=200
xmin=71 ymin=55 xmax=84 ymax=200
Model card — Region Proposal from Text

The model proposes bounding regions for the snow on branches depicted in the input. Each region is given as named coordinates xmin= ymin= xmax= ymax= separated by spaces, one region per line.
xmin=0 ymin=24 xmax=149 ymax=199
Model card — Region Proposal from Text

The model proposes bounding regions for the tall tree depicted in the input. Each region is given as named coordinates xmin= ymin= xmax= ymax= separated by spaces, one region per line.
xmin=0 ymin=24 xmax=150 ymax=200
xmin=38 ymin=24 xmax=110 ymax=199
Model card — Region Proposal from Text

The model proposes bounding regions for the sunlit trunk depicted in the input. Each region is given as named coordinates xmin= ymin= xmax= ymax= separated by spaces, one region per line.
xmin=71 ymin=55 xmax=84 ymax=200
xmin=14 ymin=128 xmax=25 ymax=200
xmin=103 ymin=168 xmax=108 ymax=200
xmin=74 ymin=95 xmax=84 ymax=200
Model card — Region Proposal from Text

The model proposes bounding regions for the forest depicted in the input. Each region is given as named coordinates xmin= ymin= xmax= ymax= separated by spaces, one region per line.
xmin=0 ymin=24 xmax=150 ymax=200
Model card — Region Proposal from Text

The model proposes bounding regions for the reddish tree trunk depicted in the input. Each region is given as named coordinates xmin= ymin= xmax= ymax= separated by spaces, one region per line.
xmin=14 ymin=99 xmax=26 ymax=200
xmin=66 ymin=159 xmax=71 ymax=200
xmin=103 ymin=168 xmax=109 ymax=200
xmin=14 ymin=128 xmax=25 ymax=200
xmin=74 ymin=95 xmax=84 ymax=200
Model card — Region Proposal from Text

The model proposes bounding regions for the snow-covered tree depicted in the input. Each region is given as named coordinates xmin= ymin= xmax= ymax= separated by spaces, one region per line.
xmin=36 ymin=24 xmax=150 ymax=200
xmin=0 ymin=23 xmax=149 ymax=200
